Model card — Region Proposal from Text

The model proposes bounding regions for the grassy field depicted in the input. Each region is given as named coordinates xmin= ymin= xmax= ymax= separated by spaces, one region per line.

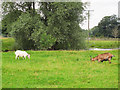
xmin=1 ymin=37 xmax=119 ymax=88
xmin=2 ymin=50 xmax=118 ymax=88
xmin=89 ymin=40 xmax=119 ymax=49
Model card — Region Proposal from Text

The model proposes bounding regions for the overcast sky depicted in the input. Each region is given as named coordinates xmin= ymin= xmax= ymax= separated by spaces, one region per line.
xmin=81 ymin=0 xmax=119 ymax=29
xmin=0 ymin=0 xmax=119 ymax=28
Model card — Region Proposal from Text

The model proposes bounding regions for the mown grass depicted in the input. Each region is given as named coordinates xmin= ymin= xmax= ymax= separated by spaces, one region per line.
xmin=2 ymin=50 xmax=118 ymax=88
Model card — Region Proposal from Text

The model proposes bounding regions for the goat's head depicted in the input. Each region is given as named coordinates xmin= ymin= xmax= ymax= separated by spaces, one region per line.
xmin=90 ymin=56 xmax=96 ymax=61
xmin=27 ymin=54 xmax=30 ymax=59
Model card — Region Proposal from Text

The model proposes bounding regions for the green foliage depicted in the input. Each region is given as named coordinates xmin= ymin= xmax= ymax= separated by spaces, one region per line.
xmin=2 ymin=2 xmax=17 ymax=14
xmin=2 ymin=2 xmax=35 ymax=14
xmin=40 ymin=2 xmax=86 ymax=50
xmin=38 ymin=33 xmax=56 ymax=50
xmin=31 ymin=28 xmax=56 ymax=50
xmin=2 ymin=10 xmax=22 ymax=36
xmin=2 ymin=50 xmax=118 ymax=88
xmin=90 ymin=26 xmax=100 ymax=37
xmin=11 ymin=12 xmax=56 ymax=50
xmin=91 ymin=15 xmax=119 ymax=38
xmin=2 ymin=2 xmax=36 ymax=36
xmin=10 ymin=12 xmax=35 ymax=50
xmin=98 ymin=15 xmax=118 ymax=37
xmin=2 ymin=2 xmax=87 ymax=50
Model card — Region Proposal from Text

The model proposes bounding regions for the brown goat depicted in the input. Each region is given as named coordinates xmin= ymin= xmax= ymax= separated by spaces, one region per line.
xmin=91 ymin=53 xmax=115 ymax=63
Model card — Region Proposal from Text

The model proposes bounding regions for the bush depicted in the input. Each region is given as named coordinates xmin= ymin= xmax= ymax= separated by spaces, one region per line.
xmin=11 ymin=12 xmax=56 ymax=50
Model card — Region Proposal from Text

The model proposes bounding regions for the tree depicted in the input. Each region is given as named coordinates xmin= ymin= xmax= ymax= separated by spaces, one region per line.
xmin=39 ymin=2 xmax=87 ymax=50
xmin=90 ymin=26 xmax=100 ymax=37
xmin=11 ymin=12 xmax=56 ymax=50
xmin=2 ymin=10 xmax=22 ymax=36
xmin=98 ymin=15 xmax=118 ymax=37
xmin=112 ymin=26 xmax=118 ymax=38
xmin=10 ymin=12 xmax=35 ymax=50
xmin=3 ymin=2 xmax=87 ymax=50
xmin=2 ymin=2 xmax=36 ymax=36
xmin=2 ymin=2 xmax=36 ymax=15
xmin=91 ymin=15 xmax=119 ymax=38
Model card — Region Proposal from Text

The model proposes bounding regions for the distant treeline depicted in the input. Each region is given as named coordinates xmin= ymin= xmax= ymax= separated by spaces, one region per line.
xmin=90 ymin=15 xmax=120 ymax=38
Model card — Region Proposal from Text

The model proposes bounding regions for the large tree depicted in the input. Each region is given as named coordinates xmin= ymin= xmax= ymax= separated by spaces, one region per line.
xmin=2 ymin=2 xmax=36 ymax=36
xmin=2 ymin=2 xmax=87 ymax=50
xmin=39 ymin=2 xmax=86 ymax=50
xmin=96 ymin=15 xmax=118 ymax=37
xmin=90 ymin=15 xmax=119 ymax=38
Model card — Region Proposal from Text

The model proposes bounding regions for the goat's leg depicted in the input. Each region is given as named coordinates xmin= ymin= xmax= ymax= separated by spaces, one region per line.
xmin=15 ymin=55 xmax=18 ymax=59
xmin=108 ymin=58 xmax=111 ymax=64
xmin=24 ymin=56 xmax=26 ymax=59
xmin=23 ymin=56 xmax=26 ymax=59
xmin=98 ymin=59 xmax=101 ymax=63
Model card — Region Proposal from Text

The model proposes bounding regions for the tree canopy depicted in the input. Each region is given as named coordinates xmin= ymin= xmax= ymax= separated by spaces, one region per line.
xmin=90 ymin=15 xmax=119 ymax=38
xmin=2 ymin=2 xmax=87 ymax=50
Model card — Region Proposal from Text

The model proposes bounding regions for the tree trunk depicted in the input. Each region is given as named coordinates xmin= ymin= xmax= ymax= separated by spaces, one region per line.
xmin=33 ymin=2 xmax=35 ymax=15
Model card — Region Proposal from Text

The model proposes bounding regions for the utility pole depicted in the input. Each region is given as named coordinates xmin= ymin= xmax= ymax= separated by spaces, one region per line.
xmin=118 ymin=1 xmax=120 ymax=19
xmin=86 ymin=10 xmax=94 ymax=44
xmin=118 ymin=1 xmax=120 ymax=23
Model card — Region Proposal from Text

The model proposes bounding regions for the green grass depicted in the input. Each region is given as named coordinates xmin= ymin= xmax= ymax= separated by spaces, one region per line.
xmin=1 ymin=37 xmax=119 ymax=88
xmin=2 ymin=50 xmax=118 ymax=88
xmin=1 ymin=37 xmax=15 ymax=51
xmin=89 ymin=40 xmax=119 ymax=49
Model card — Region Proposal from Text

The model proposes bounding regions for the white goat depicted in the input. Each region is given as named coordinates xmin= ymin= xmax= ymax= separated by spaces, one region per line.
xmin=15 ymin=50 xmax=30 ymax=59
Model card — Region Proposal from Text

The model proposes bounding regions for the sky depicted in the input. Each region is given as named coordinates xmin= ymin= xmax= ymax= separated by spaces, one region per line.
xmin=0 ymin=1 xmax=2 ymax=22
xmin=0 ymin=0 xmax=119 ymax=29
xmin=81 ymin=0 xmax=119 ymax=29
